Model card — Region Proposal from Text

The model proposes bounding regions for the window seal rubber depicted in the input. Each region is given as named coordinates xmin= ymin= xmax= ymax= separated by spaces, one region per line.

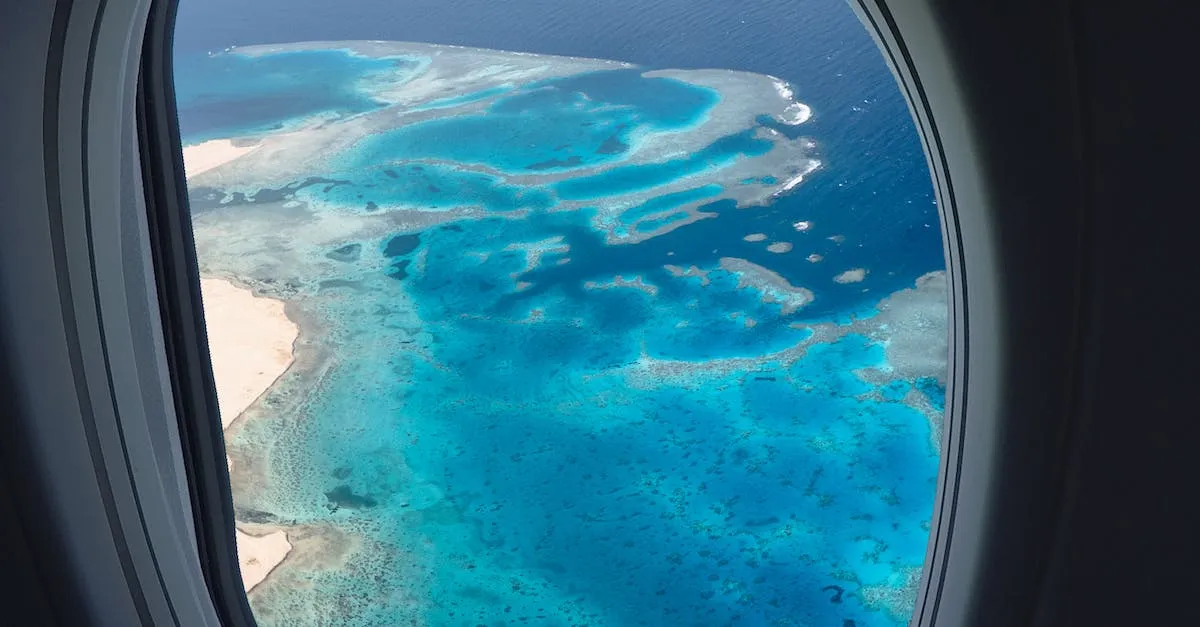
xmin=136 ymin=0 xmax=261 ymax=624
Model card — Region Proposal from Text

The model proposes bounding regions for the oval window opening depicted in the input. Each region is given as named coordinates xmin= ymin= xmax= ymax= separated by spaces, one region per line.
xmin=174 ymin=0 xmax=948 ymax=624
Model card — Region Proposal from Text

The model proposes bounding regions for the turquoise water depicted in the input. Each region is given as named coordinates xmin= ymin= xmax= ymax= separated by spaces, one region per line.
xmin=242 ymin=245 xmax=937 ymax=624
xmin=350 ymin=70 xmax=719 ymax=174
xmin=181 ymin=39 xmax=943 ymax=627
xmin=174 ymin=48 xmax=419 ymax=141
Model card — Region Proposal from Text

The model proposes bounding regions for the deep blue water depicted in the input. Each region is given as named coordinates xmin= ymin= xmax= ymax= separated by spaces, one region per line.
xmin=176 ymin=1 xmax=945 ymax=625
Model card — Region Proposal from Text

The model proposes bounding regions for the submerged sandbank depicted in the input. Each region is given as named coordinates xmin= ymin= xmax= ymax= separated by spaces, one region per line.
xmin=199 ymin=276 xmax=298 ymax=591
xmin=183 ymin=139 xmax=260 ymax=177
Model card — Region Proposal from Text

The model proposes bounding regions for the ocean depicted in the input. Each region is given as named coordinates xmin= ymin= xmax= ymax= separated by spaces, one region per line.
xmin=175 ymin=0 xmax=942 ymax=316
xmin=174 ymin=0 xmax=945 ymax=625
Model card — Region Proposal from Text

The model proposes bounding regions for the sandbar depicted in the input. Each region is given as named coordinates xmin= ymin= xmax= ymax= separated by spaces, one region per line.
xmin=183 ymin=139 xmax=260 ymax=178
xmin=833 ymin=268 xmax=868 ymax=284
xmin=719 ymin=256 xmax=814 ymax=314
xmin=199 ymin=278 xmax=298 ymax=428
xmin=234 ymin=528 xmax=293 ymax=593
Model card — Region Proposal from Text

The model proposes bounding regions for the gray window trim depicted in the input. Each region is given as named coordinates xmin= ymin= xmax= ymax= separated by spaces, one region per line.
xmin=853 ymin=2 xmax=1093 ymax=626
xmin=6 ymin=0 xmax=1144 ymax=625
xmin=1 ymin=0 xmax=225 ymax=624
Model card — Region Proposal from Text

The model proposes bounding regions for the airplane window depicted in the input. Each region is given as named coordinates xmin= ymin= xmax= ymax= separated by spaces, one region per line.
xmin=173 ymin=0 xmax=947 ymax=624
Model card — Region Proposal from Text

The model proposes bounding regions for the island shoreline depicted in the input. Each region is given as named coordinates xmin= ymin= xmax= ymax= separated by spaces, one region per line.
xmin=199 ymin=275 xmax=301 ymax=593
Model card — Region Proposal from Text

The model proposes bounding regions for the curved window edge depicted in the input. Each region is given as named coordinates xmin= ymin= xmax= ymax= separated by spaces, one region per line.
xmin=1 ymin=0 xmax=242 ymax=624
xmin=139 ymin=0 xmax=260 ymax=624
xmin=848 ymin=2 xmax=1090 ymax=626
xmin=0 ymin=0 xmax=1099 ymax=625
xmin=846 ymin=2 xmax=970 ymax=625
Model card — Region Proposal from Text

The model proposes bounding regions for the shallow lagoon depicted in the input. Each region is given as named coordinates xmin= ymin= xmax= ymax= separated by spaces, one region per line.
xmin=174 ymin=48 xmax=419 ymax=141
xmin=182 ymin=41 xmax=945 ymax=626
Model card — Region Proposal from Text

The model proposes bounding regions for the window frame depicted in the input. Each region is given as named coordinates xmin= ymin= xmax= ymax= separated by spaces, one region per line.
xmin=851 ymin=2 xmax=1090 ymax=625
xmin=0 ymin=0 xmax=1099 ymax=625
xmin=0 ymin=0 xmax=237 ymax=623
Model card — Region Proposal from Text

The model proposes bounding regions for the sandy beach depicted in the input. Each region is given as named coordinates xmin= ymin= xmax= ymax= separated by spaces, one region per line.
xmin=233 ymin=528 xmax=293 ymax=592
xmin=198 ymin=272 xmax=298 ymax=592
xmin=183 ymin=139 xmax=259 ymax=178
xmin=200 ymin=278 xmax=298 ymax=429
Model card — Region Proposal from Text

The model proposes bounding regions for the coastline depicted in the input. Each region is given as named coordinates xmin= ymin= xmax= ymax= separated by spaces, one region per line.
xmin=186 ymin=136 xmax=360 ymax=600
xmin=188 ymin=130 xmax=303 ymax=596
xmin=199 ymin=276 xmax=298 ymax=593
